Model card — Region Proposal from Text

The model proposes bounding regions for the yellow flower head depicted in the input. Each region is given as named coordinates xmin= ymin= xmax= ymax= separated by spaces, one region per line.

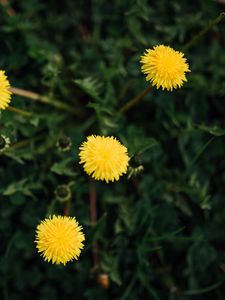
xmin=79 ymin=135 xmax=129 ymax=183
xmin=0 ymin=70 xmax=12 ymax=109
xmin=35 ymin=215 xmax=85 ymax=265
xmin=140 ymin=45 xmax=190 ymax=91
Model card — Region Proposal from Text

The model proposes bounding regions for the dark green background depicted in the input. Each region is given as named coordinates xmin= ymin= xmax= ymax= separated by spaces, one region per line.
xmin=0 ymin=0 xmax=225 ymax=299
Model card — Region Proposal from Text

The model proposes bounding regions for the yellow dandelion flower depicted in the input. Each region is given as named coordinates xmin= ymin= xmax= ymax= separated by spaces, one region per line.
xmin=0 ymin=70 xmax=12 ymax=109
xmin=35 ymin=215 xmax=85 ymax=265
xmin=79 ymin=135 xmax=129 ymax=183
xmin=140 ymin=45 xmax=190 ymax=91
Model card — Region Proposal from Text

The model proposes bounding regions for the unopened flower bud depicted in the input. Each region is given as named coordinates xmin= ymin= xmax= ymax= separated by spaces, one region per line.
xmin=0 ymin=135 xmax=10 ymax=151
xmin=55 ymin=184 xmax=71 ymax=203
xmin=56 ymin=135 xmax=72 ymax=152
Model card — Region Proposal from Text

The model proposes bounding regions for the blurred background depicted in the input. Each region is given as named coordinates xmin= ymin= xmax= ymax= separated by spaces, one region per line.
xmin=0 ymin=1 xmax=225 ymax=299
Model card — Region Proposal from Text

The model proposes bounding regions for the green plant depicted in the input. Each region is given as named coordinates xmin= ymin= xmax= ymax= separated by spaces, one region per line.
xmin=0 ymin=1 xmax=225 ymax=299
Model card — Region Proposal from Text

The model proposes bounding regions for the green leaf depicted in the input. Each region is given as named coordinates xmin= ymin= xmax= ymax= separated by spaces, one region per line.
xmin=3 ymin=178 xmax=41 ymax=197
xmin=85 ymin=213 xmax=107 ymax=246
xmin=50 ymin=158 xmax=75 ymax=176
xmin=74 ymin=77 xmax=102 ymax=102
xmin=131 ymin=137 xmax=158 ymax=156
xmin=196 ymin=124 xmax=225 ymax=136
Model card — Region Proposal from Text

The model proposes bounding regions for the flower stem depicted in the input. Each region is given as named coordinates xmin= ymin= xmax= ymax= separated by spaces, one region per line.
xmin=89 ymin=180 xmax=99 ymax=271
xmin=118 ymin=84 xmax=151 ymax=114
xmin=46 ymin=198 xmax=57 ymax=217
xmin=0 ymin=133 xmax=44 ymax=157
xmin=183 ymin=136 xmax=215 ymax=179
xmin=10 ymin=87 xmax=81 ymax=115
xmin=10 ymin=87 xmax=39 ymax=100
xmin=182 ymin=12 xmax=225 ymax=52
xmin=64 ymin=198 xmax=72 ymax=216
xmin=6 ymin=105 xmax=31 ymax=117
xmin=89 ymin=180 xmax=97 ymax=225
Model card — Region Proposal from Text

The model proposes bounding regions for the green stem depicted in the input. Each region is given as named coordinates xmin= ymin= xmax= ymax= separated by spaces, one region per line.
xmin=183 ymin=136 xmax=215 ymax=178
xmin=40 ymin=96 xmax=80 ymax=114
xmin=6 ymin=105 xmax=31 ymax=117
xmin=150 ymin=229 xmax=179 ymax=294
xmin=89 ymin=180 xmax=99 ymax=272
xmin=182 ymin=12 xmax=225 ymax=52
xmin=10 ymin=87 xmax=81 ymax=116
xmin=118 ymin=84 xmax=151 ymax=114
xmin=184 ymin=279 xmax=224 ymax=295
xmin=0 ymin=134 xmax=44 ymax=156
xmin=46 ymin=198 xmax=57 ymax=217
xmin=120 ymin=275 xmax=137 ymax=300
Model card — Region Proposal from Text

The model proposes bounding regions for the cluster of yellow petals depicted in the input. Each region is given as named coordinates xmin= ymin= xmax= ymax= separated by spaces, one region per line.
xmin=140 ymin=45 xmax=190 ymax=91
xmin=79 ymin=135 xmax=129 ymax=183
xmin=35 ymin=215 xmax=85 ymax=265
xmin=0 ymin=70 xmax=11 ymax=109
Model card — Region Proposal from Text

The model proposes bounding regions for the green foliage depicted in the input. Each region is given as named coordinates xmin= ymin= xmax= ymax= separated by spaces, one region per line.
xmin=0 ymin=1 xmax=225 ymax=299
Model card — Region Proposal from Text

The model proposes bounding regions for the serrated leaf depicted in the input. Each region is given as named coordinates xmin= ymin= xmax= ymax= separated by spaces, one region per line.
xmin=74 ymin=77 xmax=102 ymax=101
xmin=3 ymin=179 xmax=29 ymax=196
xmin=101 ymin=254 xmax=122 ymax=286
xmin=50 ymin=158 xmax=75 ymax=176
xmin=3 ymin=178 xmax=41 ymax=197
xmin=87 ymin=102 xmax=113 ymax=115
xmin=131 ymin=137 xmax=158 ymax=156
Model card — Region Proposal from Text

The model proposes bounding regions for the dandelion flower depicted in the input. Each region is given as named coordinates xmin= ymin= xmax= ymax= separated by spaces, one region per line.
xmin=0 ymin=70 xmax=12 ymax=109
xmin=35 ymin=215 xmax=85 ymax=265
xmin=79 ymin=135 xmax=129 ymax=183
xmin=140 ymin=45 xmax=190 ymax=91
